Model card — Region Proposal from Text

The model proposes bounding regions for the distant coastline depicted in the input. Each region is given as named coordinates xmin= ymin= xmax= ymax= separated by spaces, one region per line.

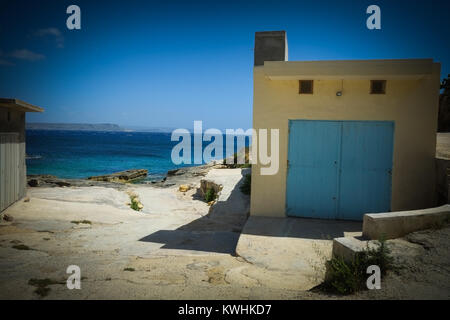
xmin=27 ymin=122 xmax=124 ymax=131
xmin=26 ymin=122 xmax=175 ymax=133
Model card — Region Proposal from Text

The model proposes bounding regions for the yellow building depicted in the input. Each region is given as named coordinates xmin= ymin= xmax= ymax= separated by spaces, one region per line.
xmin=251 ymin=31 xmax=441 ymax=220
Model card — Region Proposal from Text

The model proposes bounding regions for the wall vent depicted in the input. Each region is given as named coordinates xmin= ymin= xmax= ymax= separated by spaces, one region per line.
xmin=370 ymin=80 xmax=386 ymax=94
xmin=299 ymin=80 xmax=314 ymax=94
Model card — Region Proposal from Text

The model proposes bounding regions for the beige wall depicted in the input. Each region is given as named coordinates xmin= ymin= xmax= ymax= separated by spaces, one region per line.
xmin=251 ymin=62 xmax=441 ymax=217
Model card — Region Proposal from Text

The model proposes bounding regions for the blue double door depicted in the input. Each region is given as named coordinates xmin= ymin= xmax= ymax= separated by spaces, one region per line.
xmin=286 ymin=120 xmax=394 ymax=221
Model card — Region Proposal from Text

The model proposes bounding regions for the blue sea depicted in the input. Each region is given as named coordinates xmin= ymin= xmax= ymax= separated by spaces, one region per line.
xmin=26 ymin=130 xmax=249 ymax=181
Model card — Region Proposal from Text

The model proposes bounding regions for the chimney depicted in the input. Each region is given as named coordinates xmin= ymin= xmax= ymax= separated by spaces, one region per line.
xmin=254 ymin=31 xmax=288 ymax=66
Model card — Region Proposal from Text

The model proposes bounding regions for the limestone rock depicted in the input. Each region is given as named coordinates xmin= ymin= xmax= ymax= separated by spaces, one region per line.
xmin=2 ymin=214 xmax=13 ymax=222
xmin=167 ymin=169 xmax=182 ymax=176
xmin=199 ymin=179 xmax=222 ymax=198
xmin=28 ymin=179 xmax=39 ymax=187
xmin=179 ymin=185 xmax=191 ymax=192
xmin=88 ymin=169 xmax=148 ymax=183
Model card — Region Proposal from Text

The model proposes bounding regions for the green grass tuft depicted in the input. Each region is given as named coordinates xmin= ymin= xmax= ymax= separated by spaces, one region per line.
xmin=320 ymin=238 xmax=395 ymax=295
xmin=70 ymin=220 xmax=91 ymax=225
xmin=124 ymin=267 xmax=135 ymax=272
xmin=204 ymin=188 xmax=216 ymax=202
xmin=130 ymin=197 xmax=140 ymax=211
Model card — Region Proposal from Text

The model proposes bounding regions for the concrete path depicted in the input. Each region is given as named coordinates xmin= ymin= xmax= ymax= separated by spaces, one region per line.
xmin=236 ymin=216 xmax=362 ymax=289
xmin=1 ymin=168 xmax=322 ymax=299
xmin=0 ymin=167 xmax=366 ymax=298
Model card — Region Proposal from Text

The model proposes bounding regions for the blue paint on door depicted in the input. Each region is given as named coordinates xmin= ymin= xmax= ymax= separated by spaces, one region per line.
xmin=286 ymin=121 xmax=341 ymax=219
xmin=286 ymin=120 xmax=394 ymax=221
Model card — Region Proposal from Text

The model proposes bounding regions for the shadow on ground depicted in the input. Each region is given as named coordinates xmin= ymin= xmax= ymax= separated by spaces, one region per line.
xmin=139 ymin=168 xmax=250 ymax=254
xmin=139 ymin=167 xmax=362 ymax=255
xmin=241 ymin=216 xmax=362 ymax=240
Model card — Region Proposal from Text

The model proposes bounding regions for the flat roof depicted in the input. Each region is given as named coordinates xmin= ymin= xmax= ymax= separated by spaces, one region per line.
xmin=0 ymin=98 xmax=44 ymax=112
xmin=262 ymin=59 xmax=440 ymax=80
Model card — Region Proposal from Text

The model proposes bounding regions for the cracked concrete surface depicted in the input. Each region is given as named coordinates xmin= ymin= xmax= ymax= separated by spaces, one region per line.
xmin=0 ymin=168 xmax=320 ymax=299
xmin=2 ymin=167 xmax=447 ymax=299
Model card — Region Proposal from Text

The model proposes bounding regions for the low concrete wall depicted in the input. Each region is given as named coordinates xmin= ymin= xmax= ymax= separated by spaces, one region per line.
xmin=363 ymin=205 xmax=450 ymax=240
xmin=332 ymin=237 xmax=379 ymax=262
xmin=333 ymin=237 xmax=363 ymax=261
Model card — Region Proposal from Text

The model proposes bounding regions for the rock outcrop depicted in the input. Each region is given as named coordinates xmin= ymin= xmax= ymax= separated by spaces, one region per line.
xmin=178 ymin=184 xmax=191 ymax=192
xmin=88 ymin=169 xmax=148 ymax=183
xmin=27 ymin=175 xmax=127 ymax=189
xmin=150 ymin=164 xmax=215 ymax=188
xmin=199 ymin=179 xmax=222 ymax=198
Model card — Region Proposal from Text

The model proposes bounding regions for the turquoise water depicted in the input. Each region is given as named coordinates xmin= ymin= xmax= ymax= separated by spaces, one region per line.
xmin=26 ymin=130 xmax=248 ymax=181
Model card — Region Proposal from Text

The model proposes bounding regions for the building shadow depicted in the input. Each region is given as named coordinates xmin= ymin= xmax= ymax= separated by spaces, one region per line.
xmin=240 ymin=216 xmax=362 ymax=240
xmin=139 ymin=167 xmax=362 ymax=254
xmin=138 ymin=168 xmax=251 ymax=254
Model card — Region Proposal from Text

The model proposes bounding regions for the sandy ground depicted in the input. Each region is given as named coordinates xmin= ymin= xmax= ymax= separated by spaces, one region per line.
xmin=0 ymin=167 xmax=449 ymax=299
xmin=350 ymin=226 xmax=450 ymax=300
xmin=0 ymin=168 xmax=319 ymax=299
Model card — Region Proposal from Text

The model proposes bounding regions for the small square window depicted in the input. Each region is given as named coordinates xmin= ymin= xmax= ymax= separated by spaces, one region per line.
xmin=370 ymin=80 xmax=386 ymax=94
xmin=299 ymin=80 xmax=314 ymax=94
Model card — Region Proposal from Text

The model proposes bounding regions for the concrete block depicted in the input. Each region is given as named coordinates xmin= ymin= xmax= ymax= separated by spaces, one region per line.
xmin=363 ymin=205 xmax=450 ymax=240
xmin=333 ymin=237 xmax=364 ymax=261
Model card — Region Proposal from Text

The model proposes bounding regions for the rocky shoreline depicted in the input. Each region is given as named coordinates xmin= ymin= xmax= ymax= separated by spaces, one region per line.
xmin=26 ymin=162 xmax=226 ymax=190
xmin=27 ymin=174 xmax=129 ymax=190
xmin=88 ymin=169 xmax=149 ymax=183
xmin=27 ymin=147 xmax=250 ymax=190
